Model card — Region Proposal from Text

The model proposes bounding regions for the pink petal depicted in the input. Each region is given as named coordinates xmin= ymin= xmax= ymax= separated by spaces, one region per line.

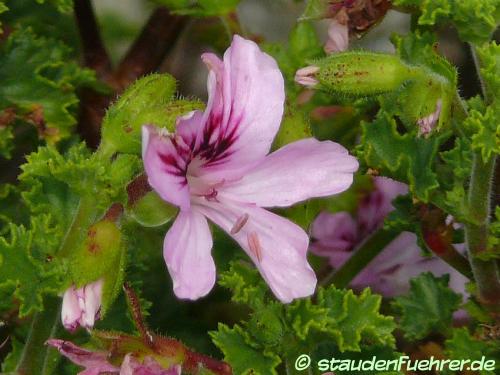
xmin=46 ymin=339 xmax=119 ymax=375
xmin=79 ymin=279 xmax=103 ymax=329
xmin=195 ymin=35 xmax=285 ymax=180
xmin=195 ymin=197 xmax=317 ymax=303
xmin=61 ymin=286 xmax=82 ymax=331
xmin=324 ymin=18 xmax=349 ymax=54
xmin=163 ymin=210 xmax=216 ymax=299
xmin=221 ymin=138 xmax=358 ymax=207
xmin=142 ymin=125 xmax=191 ymax=210
xmin=357 ymin=177 xmax=408 ymax=235
xmin=121 ymin=354 xmax=181 ymax=375
xmin=310 ymin=211 xmax=358 ymax=260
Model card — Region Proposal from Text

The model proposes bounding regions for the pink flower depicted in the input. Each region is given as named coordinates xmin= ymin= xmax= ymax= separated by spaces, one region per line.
xmin=142 ymin=35 xmax=359 ymax=303
xmin=61 ymin=279 xmax=103 ymax=332
xmin=46 ymin=340 xmax=181 ymax=375
xmin=46 ymin=339 xmax=119 ymax=375
xmin=311 ymin=177 xmax=467 ymax=297
xmin=121 ymin=354 xmax=181 ymax=375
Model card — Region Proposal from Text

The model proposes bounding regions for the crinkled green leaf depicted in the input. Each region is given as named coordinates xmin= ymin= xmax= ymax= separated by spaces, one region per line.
xmin=286 ymin=298 xmax=329 ymax=341
xmin=247 ymin=302 xmax=285 ymax=347
xmin=439 ymin=138 xmax=473 ymax=222
xmin=444 ymin=328 xmax=499 ymax=374
xmin=476 ymin=42 xmax=500 ymax=100
xmin=359 ymin=112 xmax=443 ymax=202
xmin=0 ymin=218 xmax=66 ymax=316
xmin=20 ymin=144 xmax=141 ymax=219
xmin=318 ymin=287 xmax=396 ymax=352
xmin=392 ymin=273 xmax=462 ymax=340
xmin=393 ymin=0 xmax=499 ymax=43
xmin=0 ymin=28 xmax=96 ymax=142
xmin=463 ymin=105 xmax=499 ymax=162
xmin=218 ymin=261 xmax=268 ymax=308
xmin=210 ymin=324 xmax=281 ymax=375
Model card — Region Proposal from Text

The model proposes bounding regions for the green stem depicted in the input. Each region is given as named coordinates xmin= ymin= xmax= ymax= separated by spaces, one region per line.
xmin=465 ymin=153 xmax=500 ymax=313
xmin=320 ymin=229 xmax=399 ymax=289
xmin=470 ymin=45 xmax=491 ymax=104
xmin=15 ymin=297 xmax=61 ymax=375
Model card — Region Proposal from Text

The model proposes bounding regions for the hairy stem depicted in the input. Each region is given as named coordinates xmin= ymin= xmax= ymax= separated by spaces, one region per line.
xmin=320 ymin=229 xmax=399 ymax=288
xmin=15 ymin=297 xmax=61 ymax=375
xmin=470 ymin=45 xmax=490 ymax=104
xmin=465 ymin=153 xmax=500 ymax=313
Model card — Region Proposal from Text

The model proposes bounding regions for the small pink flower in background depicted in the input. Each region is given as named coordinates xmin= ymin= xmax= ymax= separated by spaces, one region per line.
xmin=142 ymin=35 xmax=359 ymax=303
xmin=47 ymin=340 xmax=181 ymax=375
xmin=61 ymin=279 xmax=103 ymax=332
xmin=311 ymin=177 xmax=467 ymax=297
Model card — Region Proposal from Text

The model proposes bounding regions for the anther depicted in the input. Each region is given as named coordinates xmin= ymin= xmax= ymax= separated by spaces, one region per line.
xmin=247 ymin=231 xmax=263 ymax=262
xmin=230 ymin=213 xmax=249 ymax=235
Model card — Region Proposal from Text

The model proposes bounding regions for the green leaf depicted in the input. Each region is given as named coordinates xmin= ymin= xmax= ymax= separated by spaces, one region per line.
xmin=439 ymin=138 xmax=473 ymax=222
xmin=286 ymin=298 xmax=329 ymax=341
xmin=476 ymin=42 xmax=500 ymax=100
xmin=444 ymin=328 xmax=499 ymax=374
xmin=0 ymin=1 xmax=8 ymax=33
xmin=0 ymin=219 xmax=66 ymax=316
xmin=300 ymin=0 xmax=330 ymax=20
xmin=0 ymin=126 xmax=14 ymax=159
xmin=318 ymin=287 xmax=396 ymax=352
xmin=392 ymin=273 xmax=462 ymax=340
xmin=393 ymin=0 xmax=499 ymax=43
xmin=463 ymin=105 xmax=499 ymax=162
xmin=218 ymin=261 xmax=268 ymax=308
xmin=210 ymin=324 xmax=281 ymax=375
xmin=359 ymin=112 xmax=443 ymax=202
xmin=0 ymin=28 xmax=96 ymax=142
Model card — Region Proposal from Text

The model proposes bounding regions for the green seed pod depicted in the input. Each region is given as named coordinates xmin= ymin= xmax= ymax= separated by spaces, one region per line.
xmin=100 ymin=73 xmax=204 ymax=155
xmin=315 ymin=52 xmax=420 ymax=96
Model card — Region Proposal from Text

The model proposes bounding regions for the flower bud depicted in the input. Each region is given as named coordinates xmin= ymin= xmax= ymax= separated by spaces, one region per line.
xmin=295 ymin=66 xmax=320 ymax=87
xmin=64 ymin=220 xmax=126 ymax=329
xmin=305 ymin=52 xmax=419 ymax=96
xmin=100 ymin=74 xmax=203 ymax=155
xmin=61 ymin=279 xmax=103 ymax=331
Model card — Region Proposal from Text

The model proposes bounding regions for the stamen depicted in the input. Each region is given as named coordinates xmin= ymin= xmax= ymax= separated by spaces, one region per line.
xmin=230 ymin=213 xmax=249 ymax=235
xmin=204 ymin=188 xmax=218 ymax=202
xmin=247 ymin=231 xmax=263 ymax=262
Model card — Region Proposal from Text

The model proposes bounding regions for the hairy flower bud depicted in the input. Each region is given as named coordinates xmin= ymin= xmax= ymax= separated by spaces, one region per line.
xmin=100 ymin=74 xmax=203 ymax=155
xmin=302 ymin=52 xmax=418 ymax=95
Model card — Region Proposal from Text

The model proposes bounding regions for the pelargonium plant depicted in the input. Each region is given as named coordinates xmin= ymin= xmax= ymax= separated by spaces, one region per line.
xmin=0 ymin=0 xmax=499 ymax=374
